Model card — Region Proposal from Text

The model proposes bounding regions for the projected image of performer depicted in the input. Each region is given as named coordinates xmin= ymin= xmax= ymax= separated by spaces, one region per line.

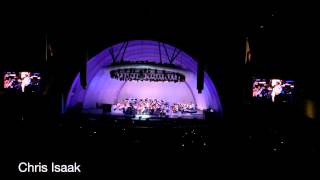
xmin=12 ymin=77 xmax=21 ymax=91
xmin=271 ymin=81 xmax=282 ymax=102
xmin=253 ymin=85 xmax=263 ymax=97
xmin=21 ymin=73 xmax=31 ymax=92
xmin=3 ymin=73 xmax=17 ymax=89
xmin=4 ymin=77 xmax=12 ymax=88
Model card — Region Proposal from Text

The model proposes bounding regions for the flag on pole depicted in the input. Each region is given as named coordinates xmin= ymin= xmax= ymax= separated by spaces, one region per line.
xmin=61 ymin=93 xmax=65 ymax=114
xmin=45 ymin=33 xmax=48 ymax=61
xmin=48 ymin=44 xmax=54 ymax=57
xmin=245 ymin=37 xmax=252 ymax=64
xmin=45 ymin=33 xmax=55 ymax=62
xmin=80 ymin=48 xmax=88 ymax=89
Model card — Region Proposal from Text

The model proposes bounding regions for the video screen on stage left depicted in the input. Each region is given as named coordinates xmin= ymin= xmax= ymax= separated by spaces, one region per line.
xmin=252 ymin=78 xmax=295 ymax=104
xmin=3 ymin=72 xmax=42 ymax=93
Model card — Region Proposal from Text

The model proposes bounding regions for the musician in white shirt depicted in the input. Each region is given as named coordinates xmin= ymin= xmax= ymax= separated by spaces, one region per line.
xmin=21 ymin=74 xmax=31 ymax=92
xmin=271 ymin=81 xmax=282 ymax=102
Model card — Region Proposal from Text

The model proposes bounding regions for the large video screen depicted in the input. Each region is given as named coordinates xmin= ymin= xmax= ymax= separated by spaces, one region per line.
xmin=3 ymin=72 xmax=41 ymax=93
xmin=252 ymin=78 xmax=295 ymax=104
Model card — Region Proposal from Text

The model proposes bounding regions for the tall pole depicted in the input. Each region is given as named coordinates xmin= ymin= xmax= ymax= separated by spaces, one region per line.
xmin=45 ymin=33 xmax=48 ymax=62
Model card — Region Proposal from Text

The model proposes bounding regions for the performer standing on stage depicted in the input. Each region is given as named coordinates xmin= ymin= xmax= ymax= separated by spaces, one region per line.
xmin=21 ymin=73 xmax=31 ymax=92
xmin=271 ymin=81 xmax=282 ymax=102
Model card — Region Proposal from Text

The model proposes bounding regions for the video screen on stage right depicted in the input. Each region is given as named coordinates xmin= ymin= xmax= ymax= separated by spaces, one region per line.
xmin=252 ymin=78 xmax=295 ymax=104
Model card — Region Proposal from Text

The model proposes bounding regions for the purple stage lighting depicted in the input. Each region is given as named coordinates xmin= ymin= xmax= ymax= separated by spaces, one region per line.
xmin=66 ymin=40 xmax=222 ymax=117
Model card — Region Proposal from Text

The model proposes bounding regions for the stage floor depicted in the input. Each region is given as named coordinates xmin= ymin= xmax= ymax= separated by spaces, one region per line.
xmin=82 ymin=108 xmax=204 ymax=120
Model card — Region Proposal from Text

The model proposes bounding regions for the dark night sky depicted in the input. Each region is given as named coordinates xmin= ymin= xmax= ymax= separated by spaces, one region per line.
xmin=2 ymin=3 xmax=318 ymax=62
xmin=1 ymin=3 xmax=319 ymax=100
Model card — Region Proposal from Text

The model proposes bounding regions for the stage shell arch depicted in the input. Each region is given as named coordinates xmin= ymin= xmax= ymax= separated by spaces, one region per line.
xmin=66 ymin=40 xmax=222 ymax=116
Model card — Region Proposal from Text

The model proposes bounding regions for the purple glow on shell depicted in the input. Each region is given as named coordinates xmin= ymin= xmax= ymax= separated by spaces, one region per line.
xmin=116 ymin=81 xmax=195 ymax=104
xmin=66 ymin=40 xmax=222 ymax=113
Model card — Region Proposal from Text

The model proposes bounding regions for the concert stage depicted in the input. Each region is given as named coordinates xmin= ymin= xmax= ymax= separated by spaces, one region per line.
xmin=82 ymin=108 xmax=205 ymax=121
xmin=66 ymin=40 xmax=222 ymax=121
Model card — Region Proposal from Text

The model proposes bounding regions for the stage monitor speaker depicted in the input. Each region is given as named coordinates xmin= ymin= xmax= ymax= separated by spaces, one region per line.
xmin=102 ymin=104 xmax=112 ymax=113
xmin=197 ymin=61 xmax=204 ymax=93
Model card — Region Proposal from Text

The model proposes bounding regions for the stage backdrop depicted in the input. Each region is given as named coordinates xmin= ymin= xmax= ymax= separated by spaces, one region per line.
xmin=66 ymin=40 xmax=222 ymax=113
